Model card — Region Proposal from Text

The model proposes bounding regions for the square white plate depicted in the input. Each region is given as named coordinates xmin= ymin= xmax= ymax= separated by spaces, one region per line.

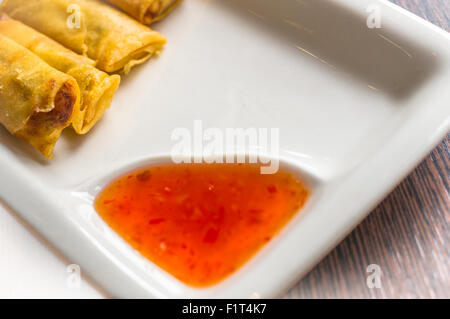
xmin=0 ymin=0 xmax=449 ymax=298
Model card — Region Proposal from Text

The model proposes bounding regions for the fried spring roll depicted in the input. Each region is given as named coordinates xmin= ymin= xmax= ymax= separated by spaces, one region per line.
xmin=104 ymin=0 xmax=180 ymax=24
xmin=0 ymin=34 xmax=80 ymax=158
xmin=0 ymin=14 xmax=121 ymax=134
xmin=2 ymin=0 xmax=167 ymax=73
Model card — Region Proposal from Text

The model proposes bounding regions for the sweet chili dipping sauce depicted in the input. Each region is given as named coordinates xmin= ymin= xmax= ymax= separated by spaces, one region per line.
xmin=95 ymin=163 xmax=309 ymax=287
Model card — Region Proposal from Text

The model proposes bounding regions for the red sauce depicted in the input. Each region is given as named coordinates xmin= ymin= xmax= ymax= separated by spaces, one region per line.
xmin=95 ymin=163 xmax=309 ymax=287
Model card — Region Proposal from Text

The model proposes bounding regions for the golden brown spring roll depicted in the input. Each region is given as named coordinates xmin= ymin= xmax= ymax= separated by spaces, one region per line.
xmin=0 ymin=34 xmax=80 ymax=158
xmin=0 ymin=14 xmax=120 ymax=134
xmin=104 ymin=0 xmax=180 ymax=24
xmin=2 ymin=0 xmax=167 ymax=74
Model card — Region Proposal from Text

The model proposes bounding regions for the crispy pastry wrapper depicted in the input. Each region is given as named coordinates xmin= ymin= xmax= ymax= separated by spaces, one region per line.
xmin=0 ymin=14 xmax=121 ymax=134
xmin=0 ymin=34 xmax=80 ymax=158
xmin=2 ymin=0 xmax=167 ymax=73
xmin=104 ymin=0 xmax=181 ymax=24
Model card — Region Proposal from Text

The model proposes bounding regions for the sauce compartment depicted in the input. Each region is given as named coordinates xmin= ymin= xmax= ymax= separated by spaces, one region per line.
xmin=94 ymin=162 xmax=311 ymax=287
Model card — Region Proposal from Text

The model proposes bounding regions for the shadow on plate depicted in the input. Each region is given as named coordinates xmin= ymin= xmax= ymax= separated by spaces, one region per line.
xmin=215 ymin=0 xmax=440 ymax=100
xmin=0 ymin=126 xmax=50 ymax=165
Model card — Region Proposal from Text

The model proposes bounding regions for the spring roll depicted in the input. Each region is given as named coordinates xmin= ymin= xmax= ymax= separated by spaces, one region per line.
xmin=0 ymin=34 xmax=80 ymax=158
xmin=104 ymin=0 xmax=180 ymax=24
xmin=0 ymin=14 xmax=120 ymax=134
xmin=2 ymin=0 xmax=167 ymax=74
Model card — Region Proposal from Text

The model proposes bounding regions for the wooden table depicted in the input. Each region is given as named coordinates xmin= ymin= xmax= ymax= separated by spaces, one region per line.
xmin=287 ymin=0 xmax=450 ymax=299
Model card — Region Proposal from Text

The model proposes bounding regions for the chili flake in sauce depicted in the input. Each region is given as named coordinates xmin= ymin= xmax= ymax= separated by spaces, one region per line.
xmin=95 ymin=163 xmax=309 ymax=287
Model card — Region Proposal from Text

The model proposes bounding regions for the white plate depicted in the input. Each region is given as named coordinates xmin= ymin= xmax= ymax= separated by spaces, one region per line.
xmin=0 ymin=0 xmax=449 ymax=298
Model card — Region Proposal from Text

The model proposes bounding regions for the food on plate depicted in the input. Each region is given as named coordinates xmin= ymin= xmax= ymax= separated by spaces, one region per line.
xmin=105 ymin=0 xmax=180 ymax=24
xmin=0 ymin=34 xmax=80 ymax=158
xmin=0 ymin=0 xmax=180 ymax=156
xmin=95 ymin=163 xmax=309 ymax=287
xmin=0 ymin=14 xmax=120 ymax=134
xmin=1 ymin=0 xmax=167 ymax=73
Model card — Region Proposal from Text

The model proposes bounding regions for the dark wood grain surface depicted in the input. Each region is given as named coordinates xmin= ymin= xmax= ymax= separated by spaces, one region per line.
xmin=287 ymin=0 xmax=450 ymax=299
